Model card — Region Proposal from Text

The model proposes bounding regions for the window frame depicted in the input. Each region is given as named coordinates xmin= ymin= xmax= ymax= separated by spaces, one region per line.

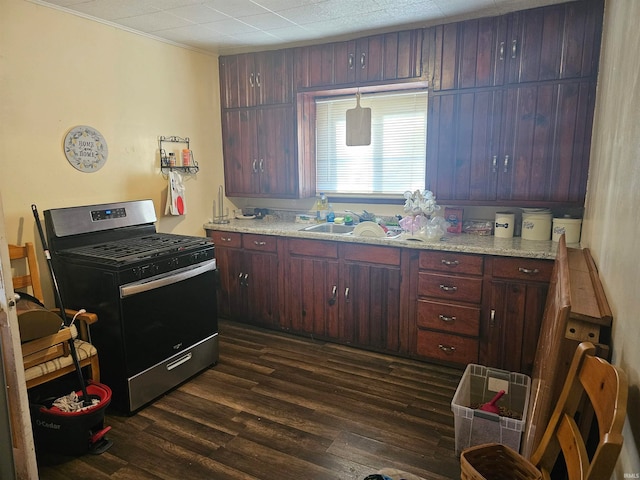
xmin=296 ymin=81 xmax=429 ymax=203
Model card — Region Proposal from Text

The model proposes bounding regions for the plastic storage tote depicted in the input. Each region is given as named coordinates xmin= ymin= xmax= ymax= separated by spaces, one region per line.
xmin=451 ymin=364 xmax=531 ymax=455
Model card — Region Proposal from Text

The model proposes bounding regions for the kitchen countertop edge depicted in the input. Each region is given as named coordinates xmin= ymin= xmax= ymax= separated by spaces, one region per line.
xmin=203 ymin=220 xmax=571 ymax=260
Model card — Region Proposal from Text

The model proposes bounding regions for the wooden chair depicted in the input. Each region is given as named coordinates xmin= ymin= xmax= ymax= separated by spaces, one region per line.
xmin=9 ymin=242 xmax=100 ymax=389
xmin=460 ymin=342 xmax=628 ymax=480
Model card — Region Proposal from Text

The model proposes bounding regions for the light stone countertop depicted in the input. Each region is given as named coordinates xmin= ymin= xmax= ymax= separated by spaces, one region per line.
xmin=203 ymin=218 xmax=573 ymax=260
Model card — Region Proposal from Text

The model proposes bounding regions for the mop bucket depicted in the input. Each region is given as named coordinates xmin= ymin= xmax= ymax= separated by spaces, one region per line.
xmin=30 ymin=381 xmax=112 ymax=455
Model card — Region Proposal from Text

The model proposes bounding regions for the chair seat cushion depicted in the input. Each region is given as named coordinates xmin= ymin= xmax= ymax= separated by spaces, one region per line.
xmin=24 ymin=339 xmax=97 ymax=383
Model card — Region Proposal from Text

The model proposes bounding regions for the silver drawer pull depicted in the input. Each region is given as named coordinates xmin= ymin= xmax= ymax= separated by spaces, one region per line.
xmin=254 ymin=241 xmax=267 ymax=246
xmin=221 ymin=236 xmax=232 ymax=242
xmin=439 ymin=314 xmax=456 ymax=323
xmin=439 ymin=284 xmax=458 ymax=292
xmin=441 ymin=259 xmax=459 ymax=266
xmin=518 ymin=267 xmax=540 ymax=275
xmin=438 ymin=344 xmax=456 ymax=354
xmin=167 ymin=353 xmax=192 ymax=371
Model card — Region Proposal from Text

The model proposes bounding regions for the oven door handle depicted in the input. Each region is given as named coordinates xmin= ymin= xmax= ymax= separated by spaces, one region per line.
xmin=120 ymin=259 xmax=216 ymax=298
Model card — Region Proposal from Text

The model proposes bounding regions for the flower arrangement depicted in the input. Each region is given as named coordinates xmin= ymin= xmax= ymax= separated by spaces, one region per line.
xmin=402 ymin=189 xmax=440 ymax=217
xmin=399 ymin=189 xmax=447 ymax=238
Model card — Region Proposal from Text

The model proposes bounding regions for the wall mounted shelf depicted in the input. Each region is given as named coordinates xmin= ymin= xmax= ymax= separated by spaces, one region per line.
xmin=159 ymin=135 xmax=199 ymax=174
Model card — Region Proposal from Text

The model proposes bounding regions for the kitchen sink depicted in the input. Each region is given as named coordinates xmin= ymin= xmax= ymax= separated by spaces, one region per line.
xmin=299 ymin=223 xmax=356 ymax=234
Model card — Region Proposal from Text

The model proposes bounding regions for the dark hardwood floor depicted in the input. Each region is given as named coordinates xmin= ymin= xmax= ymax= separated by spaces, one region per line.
xmin=36 ymin=320 xmax=464 ymax=479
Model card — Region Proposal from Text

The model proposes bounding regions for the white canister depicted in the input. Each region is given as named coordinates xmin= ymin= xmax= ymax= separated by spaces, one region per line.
xmin=552 ymin=217 xmax=582 ymax=243
xmin=494 ymin=211 xmax=515 ymax=238
xmin=521 ymin=212 xmax=552 ymax=240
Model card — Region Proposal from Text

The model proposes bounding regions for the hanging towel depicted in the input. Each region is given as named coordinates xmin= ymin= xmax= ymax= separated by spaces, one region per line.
xmin=165 ymin=171 xmax=186 ymax=215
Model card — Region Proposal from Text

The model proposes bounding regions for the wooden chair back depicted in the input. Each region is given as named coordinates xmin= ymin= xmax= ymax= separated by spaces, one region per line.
xmin=530 ymin=342 xmax=628 ymax=480
xmin=8 ymin=242 xmax=44 ymax=302
xmin=9 ymin=242 xmax=100 ymax=388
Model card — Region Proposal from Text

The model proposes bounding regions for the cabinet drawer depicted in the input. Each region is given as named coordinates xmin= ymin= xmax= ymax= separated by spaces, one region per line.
xmin=287 ymin=238 xmax=338 ymax=258
xmin=416 ymin=329 xmax=479 ymax=365
xmin=492 ymin=257 xmax=553 ymax=282
xmin=342 ymin=244 xmax=401 ymax=266
xmin=418 ymin=272 xmax=483 ymax=304
xmin=242 ymin=234 xmax=277 ymax=252
xmin=416 ymin=300 xmax=480 ymax=337
xmin=419 ymin=251 xmax=483 ymax=275
xmin=209 ymin=231 xmax=242 ymax=248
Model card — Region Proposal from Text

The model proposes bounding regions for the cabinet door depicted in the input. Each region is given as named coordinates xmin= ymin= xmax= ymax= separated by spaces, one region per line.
xmin=254 ymin=49 xmax=293 ymax=106
xmin=243 ymin=235 xmax=279 ymax=328
xmin=498 ymin=81 xmax=595 ymax=203
xmin=432 ymin=16 xmax=508 ymax=91
xmin=209 ymin=234 xmax=246 ymax=321
xmin=341 ymin=261 xmax=401 ymax=352
xmin=220 ymin=50 xmax=292 ymax=108
xmin=357 ymin=31 xmax=424 ymax=84
xmin=481 ymin=257 xmax=553 ymax=375
xmin=287 ymin=254 xmax=340 ymax=338
xmin=506 ymin=0 xmax=603 ymax=84
xmin=244 ymin=249 xmax=279 ymax=328
xmin=256 ymin=106 xmax=297 ymax=197
xmin=222 ymin=109 xmax=259 ymax=196
xmin=285 ymin=239 xmax=340 ymax=339
xmin=340 ymin=245 xmax=402 ymax=352
xmin=483 ymin=280 xmax=548 ymax=375
xmin=426 ymin=90 xmax=502 ymax=200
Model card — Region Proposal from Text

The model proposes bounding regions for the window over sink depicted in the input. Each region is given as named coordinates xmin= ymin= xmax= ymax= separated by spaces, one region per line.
xmin=315 ymin=90 xmax=427 ymax=197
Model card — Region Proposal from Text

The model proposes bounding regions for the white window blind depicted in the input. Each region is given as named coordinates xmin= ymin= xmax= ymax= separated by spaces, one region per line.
xmin=316 ymin=90 xmax=427 ymax=196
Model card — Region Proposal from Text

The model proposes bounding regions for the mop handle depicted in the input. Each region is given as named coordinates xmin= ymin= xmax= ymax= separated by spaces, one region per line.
xmin=31 ymin=204 xmax=67 ymax=321
xmin=31 ymin=204 xmax=91 ymax=405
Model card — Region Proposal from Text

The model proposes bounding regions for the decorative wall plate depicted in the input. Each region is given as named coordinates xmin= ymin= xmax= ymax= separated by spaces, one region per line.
xmin=64 ymin=125 xmax=108 ymax=172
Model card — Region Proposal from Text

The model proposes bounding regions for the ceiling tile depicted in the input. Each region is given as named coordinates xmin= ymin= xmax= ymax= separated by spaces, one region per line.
xmin=32 ymin=0 xmax=572 ymax=54
xmin=165 ymin=4 xmax=229 ymax=23
xmin=117 ymin=11 xmax=191 ymax=33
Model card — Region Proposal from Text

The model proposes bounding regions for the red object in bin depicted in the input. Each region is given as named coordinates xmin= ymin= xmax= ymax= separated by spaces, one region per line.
xmin=31 ymin=381 xmax=112 ymax=455
xmin=478 ymin=389 xmax=506 ymax=414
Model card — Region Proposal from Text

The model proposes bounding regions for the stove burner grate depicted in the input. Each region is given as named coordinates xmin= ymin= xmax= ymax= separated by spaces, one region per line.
xmin=62 ymin=234 xmax=209 ymax=263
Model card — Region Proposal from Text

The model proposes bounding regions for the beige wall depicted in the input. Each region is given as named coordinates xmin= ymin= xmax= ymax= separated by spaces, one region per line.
xmin=2 ymin=0 xmax=639 ymax=476
xmin=0 ymin=0 xmax=224 ymax=304
xmin=582 ymin=0 xmax=640 ymax=476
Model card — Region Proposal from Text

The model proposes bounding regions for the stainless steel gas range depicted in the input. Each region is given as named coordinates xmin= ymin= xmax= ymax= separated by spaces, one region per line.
xmin=44 ymin=199 xmax=218 ymax=413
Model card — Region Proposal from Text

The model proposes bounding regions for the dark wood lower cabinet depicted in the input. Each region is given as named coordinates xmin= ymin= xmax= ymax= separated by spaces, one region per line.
xmin=209 ymin=231 xmax=279 ymax=328
xmin=284 ymin=239 xmax=402 ymax=353
xmin=209 ymin=230 xmax=553 ymax=373
xmin=480 ymin=256 xmax=553 ymax=375
xmin=284 ymin=238 xmax=340 ymax=339
xmin=340 ymin=253 xmax=402 ymax=352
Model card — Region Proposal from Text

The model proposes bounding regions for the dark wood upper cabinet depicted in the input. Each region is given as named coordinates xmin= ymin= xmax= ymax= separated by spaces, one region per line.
xmin=222 ymin=106 xmax=298 ymax=197
xmin=431 ymin=0 xmax=603 ymax=91
xmin=294 ymin=29 xmax=424 ymax=89
xmin=427 ymin=79 xmax=596 ymax=205
xmin=219 ymin=49 xmax=293 ymax=108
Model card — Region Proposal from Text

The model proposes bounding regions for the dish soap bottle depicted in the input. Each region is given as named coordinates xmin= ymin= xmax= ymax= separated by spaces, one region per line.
xmin=327 ymin=204 xmax=335 ymax=223
xmin=319 ymin=193 xmax=328 ymax=221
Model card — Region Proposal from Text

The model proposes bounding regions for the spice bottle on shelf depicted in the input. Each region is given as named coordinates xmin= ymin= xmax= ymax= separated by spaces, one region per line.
xmin=182 ymin=149 xmax=191 ymax=166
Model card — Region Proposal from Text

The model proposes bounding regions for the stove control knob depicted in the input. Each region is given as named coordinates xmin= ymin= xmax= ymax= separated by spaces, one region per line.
xmin=191 ymin=251 xmax=208 ymax=262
